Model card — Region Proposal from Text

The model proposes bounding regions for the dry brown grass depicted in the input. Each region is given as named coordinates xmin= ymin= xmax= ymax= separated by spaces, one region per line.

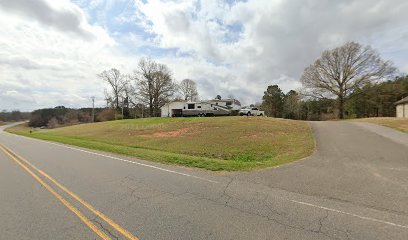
xmin=7 ymin=117 xmax=315 ymax=171
xmin=352 ymin=117 xmax=408 ymax=133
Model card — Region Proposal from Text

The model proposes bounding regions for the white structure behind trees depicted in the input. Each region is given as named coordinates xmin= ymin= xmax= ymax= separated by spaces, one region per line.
xmin=396 ymin=96 xmax=408 ymax=118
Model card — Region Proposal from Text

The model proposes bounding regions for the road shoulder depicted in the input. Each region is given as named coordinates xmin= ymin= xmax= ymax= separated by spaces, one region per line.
xmin=351 ymin=122 xmax=408 ymax=147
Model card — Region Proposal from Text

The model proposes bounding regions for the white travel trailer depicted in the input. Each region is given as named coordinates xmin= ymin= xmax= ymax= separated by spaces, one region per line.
xmin=161 ymin=98 xmax=241 ymax=117
xmin=181 ymin=101 xmax=231 ymax=117
xmin=207 ymin=99 xmax=242 ymax=111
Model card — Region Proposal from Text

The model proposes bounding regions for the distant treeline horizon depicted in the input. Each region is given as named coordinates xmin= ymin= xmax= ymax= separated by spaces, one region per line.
xmin=260 ymin=75 xmax=408 ymax=121
xmin=2 ymin=73 xmax=407 ymax=128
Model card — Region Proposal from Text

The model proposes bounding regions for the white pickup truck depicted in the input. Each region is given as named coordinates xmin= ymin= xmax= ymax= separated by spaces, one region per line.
xmin=239 ymin=107 xmax=265 ymax=116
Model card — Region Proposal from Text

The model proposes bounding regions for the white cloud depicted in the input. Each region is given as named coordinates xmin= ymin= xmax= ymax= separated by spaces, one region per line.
xmin=1 ymin=0 xmax=408 ymax=111
xmin=0 ymin=0 xmax=136 ymax=111
xmin=0 ymin=0 xmax=111 ymax=41
xmin=135 ymin=0 xmax=408 ymax=103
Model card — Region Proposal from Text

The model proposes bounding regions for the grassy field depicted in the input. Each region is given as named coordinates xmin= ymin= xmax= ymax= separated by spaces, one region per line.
xmin=353 ymin=117 xmax=408 ymax=133
xmin=6 ymin=117 xmax=314 ymax=171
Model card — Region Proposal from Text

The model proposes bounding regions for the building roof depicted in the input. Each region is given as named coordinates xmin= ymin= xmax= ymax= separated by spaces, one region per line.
xmin=395 ymin=96 xmax=408 ymax=105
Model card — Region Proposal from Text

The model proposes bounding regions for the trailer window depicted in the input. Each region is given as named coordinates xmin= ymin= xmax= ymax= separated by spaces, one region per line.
xmin=188 ymin=104 xmax=195 ymax=109
xmin=197 ymin=106 xmax=201 ymax=109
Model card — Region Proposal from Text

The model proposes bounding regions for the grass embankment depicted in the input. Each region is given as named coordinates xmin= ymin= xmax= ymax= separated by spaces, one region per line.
xmin=0 ymin=122 xmax=6 ymax=126
xmin=7 ymin=117 xmax=314 ymax=171
xmin=353 ymin=117 xmax=408 ymax=133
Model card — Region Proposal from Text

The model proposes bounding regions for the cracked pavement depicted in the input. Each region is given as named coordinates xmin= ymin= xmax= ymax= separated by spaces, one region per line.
xmin=0 ymin=121 xmax=408 ymax=239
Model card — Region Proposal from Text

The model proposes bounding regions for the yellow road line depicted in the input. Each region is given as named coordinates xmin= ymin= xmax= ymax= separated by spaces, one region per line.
xmin=0 ymin=144 xmax=111 ymax=240
xmin=0 ymin=144 xmax=139 ymax=240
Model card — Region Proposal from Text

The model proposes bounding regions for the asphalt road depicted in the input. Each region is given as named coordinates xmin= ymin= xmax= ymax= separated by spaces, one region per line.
xmin=0 ymin=121 xmax=407 ymax=240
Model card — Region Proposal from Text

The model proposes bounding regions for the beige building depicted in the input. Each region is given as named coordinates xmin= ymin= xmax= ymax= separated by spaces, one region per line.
xmin=395 ymin=96 xmax=408 ymax=118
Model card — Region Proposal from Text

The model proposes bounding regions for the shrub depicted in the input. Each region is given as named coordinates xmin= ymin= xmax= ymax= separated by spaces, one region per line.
xmin=47 ymin=117 xmax=60 ymax=129
xmin=96 ymin=108 xmax=115 ymax=122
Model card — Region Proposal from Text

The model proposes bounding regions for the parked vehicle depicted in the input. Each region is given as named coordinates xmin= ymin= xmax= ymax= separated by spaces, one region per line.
xmin=239 ymin=107 xmax=265 ymax=116
xmin=181 ymin=102 xmax=231 ymax=117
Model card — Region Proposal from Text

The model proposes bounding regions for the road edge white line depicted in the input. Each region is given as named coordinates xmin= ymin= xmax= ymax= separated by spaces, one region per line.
xmin=290 ymin=199 xmax=408 ymax=229
xmin=49 ymin=142 xmax=220 ymax=184
xmin=4 ymin=128 xmax=408 ymax=230
xmin=2 ymin=131 xmax=219 ymax=184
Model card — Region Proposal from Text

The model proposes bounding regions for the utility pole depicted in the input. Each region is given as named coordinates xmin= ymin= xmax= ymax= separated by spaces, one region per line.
xmin=91 ymin=96 xmax=95 ymax=122
xmin=121 ymin=97 xmax=124 ymax=120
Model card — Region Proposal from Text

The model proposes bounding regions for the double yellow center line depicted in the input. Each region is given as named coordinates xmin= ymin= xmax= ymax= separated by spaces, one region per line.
xmin=0 ymin=143 xmax=139 ymax=240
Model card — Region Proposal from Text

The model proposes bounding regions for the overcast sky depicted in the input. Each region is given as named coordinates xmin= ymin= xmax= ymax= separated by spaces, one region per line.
xmin=1 ymin=0 xmax=408 ymax=111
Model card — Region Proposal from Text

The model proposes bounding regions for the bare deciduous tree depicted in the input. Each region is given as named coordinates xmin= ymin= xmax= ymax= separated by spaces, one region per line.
xmin=98 ymin=68 xmax=127 ymax=110
xmin=300 ymin=42 xmax=396 ymax=119
xmin=179 ymin=79 xmax=199 ymax=101
xmin=153 ymin=64 xmax=176 ymax=116
xmin=227 ymin=94 xmax=235 ymax=99
xmin=103 ymin=89 xmax=113 ymax=108
xmin=132 ymin=58 xmax=176 ymax=117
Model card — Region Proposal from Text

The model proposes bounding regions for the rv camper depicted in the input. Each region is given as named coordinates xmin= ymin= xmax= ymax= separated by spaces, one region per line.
xmin=161 ymin=99 xmax=241 ymax=117
xmin=181 ymin=101 xmax=231 ymax=117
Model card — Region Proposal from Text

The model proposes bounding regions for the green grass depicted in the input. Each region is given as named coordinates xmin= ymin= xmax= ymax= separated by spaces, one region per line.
xmin=352 ymin=117 xmax=408 ymax=133
xmin=0 ymin=122 xmax=6 ymax=126
xmin=6 ymin=117 xmax=314 ymax=171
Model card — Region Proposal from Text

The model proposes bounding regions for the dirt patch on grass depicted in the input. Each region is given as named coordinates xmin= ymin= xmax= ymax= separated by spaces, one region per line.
xmin=240 ymin=134 xmax=258 ymax=139
xmin=142 ymin=128 xmax=191 ymax=138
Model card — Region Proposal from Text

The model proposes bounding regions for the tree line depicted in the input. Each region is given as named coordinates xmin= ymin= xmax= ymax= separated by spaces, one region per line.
xmin=28 ymin=106 xmax=115 ymax=128
xmin=0 ymin=110 xmax=30 ymax=122
xmin=261 ymin=42 xmax=407 ymax=120
xmin=100 ymin=58 xmax=199 ymax=118
xmin=260 ymin=76 xmax=408 ymax=120
xmin=26 ymin=58 xmax=201 ymax=128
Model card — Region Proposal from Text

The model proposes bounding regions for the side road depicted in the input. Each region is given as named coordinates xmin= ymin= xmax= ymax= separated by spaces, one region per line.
xmin=0 ymin=122 xmax=407 ymax=240
xmin=237 ymin=121 xmax=408 ymax=216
